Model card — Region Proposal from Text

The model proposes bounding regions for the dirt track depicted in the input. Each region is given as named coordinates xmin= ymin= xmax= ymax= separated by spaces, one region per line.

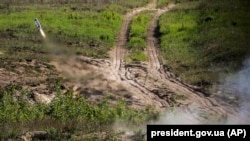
xmin=111 ymin=0 xmax=156 ymax=71
xmin=108 ymin=0 xmax=238 ymax=122
xmin=48 ymin=1 xmax=240 ymax=123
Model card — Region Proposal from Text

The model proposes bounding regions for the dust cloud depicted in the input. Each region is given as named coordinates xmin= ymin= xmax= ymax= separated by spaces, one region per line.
xmin=37 ymin=22 xmax=82 ymax=85
xmin=154 ymin=58 xmax=250 ymax=125
xmin=39 ymin=27 xmax=73 ymax=57
xmin=154 ymin=107 xmax=201 ymax=124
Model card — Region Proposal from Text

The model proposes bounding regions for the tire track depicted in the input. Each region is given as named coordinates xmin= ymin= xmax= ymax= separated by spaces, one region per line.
xmin=109 ymin=0 xmax=237 ymax=121
xmin=109 ymin=0 xmax=170 ymax=110
xmin=110 ymin=0 xmax=157 ymax=71
xmin=146 ymin=9 xmax=170 ymax=71
xmin=145 ymin=4 xmax=236 ymax=120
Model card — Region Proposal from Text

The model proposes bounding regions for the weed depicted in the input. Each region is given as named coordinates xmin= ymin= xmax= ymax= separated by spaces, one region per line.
xmin=159 ymin=0 xmax=250 ymax=88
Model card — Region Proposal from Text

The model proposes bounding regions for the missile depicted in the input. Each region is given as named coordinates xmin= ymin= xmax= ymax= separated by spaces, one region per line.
xmin=34 ymin=18 xmax=42 ymax=29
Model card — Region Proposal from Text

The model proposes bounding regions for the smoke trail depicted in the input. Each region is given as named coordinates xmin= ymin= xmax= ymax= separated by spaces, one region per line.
xmin=39 ymin=28 xmax=46 ymax=38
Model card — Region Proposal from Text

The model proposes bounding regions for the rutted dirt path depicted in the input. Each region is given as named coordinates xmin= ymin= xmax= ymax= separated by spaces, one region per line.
xmin=146 ymin=6 xmax=175 ymax=71
xmin=144 ymin=4 xmax=239 ymax=122
xmin=48 ymin=0 xmax=238 ymax=122
xmin=108 ymin=0 xmax=171 ymax=109
xmin=144 ymin=4 xmax=226 ymax=118
xmin=109 ymin=1 xmax=237 ymax=122
xmin=111 ymin=0 xmax=157 ymax=71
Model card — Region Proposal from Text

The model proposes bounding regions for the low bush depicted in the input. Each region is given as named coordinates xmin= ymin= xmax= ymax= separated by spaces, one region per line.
xmin=0 ymin=84 xmax=158 ymax=139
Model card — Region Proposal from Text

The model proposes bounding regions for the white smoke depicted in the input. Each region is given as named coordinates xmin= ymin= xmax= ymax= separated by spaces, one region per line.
xmin=223 ymin=58 xmax=250 ymax=124
xmin=154 ymin=106 xmax=201 ymax=124
xmin=39 ymin=28 xmax=46 ymax=38
xmin=233 ymin=59 xmax=250 ymax=95
xmin=153 ymin=59 xmax=250 ymax=125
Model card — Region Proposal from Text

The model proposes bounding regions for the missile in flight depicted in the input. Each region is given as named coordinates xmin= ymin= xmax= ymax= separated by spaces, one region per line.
xmin=34 ymin=18 xmax=42 ymax=29
xmin=34 ymin=18 xmax=46 ymax=38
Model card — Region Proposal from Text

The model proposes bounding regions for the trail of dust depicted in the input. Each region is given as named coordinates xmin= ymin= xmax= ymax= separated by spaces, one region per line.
xmin=50 ymin=56 xmax=168 ymax=110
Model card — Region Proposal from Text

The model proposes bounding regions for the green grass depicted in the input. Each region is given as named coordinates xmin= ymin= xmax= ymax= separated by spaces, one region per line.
xmin=157 ymin=0 xmax=174 ymax=8
xmin=0 ymin=0 xmax=158 ymax=64
xmin=112 ymin=0 xmax=151 ymax=9
xmin=0 ymin=84 xmax=158 ymax=140
xmin=0 ymin=1 xmax=157 ymax=139
xmin=126 ymin=11 xmax=152 ymax=63
xmin=0 ymin=0 xmax=151 ymax=61
xmin=0 ymin=0 xmax=150 ymax=10
xmin=0 ymin=8 xmax=123 ymax=59
xmin=159 ymin=0 xmax=250 ymax=88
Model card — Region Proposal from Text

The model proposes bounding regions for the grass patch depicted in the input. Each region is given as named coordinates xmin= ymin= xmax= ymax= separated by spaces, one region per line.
xmin=0 ymin=8 xmax=123 ymax=59
xmin=126 ymin=51 xmax=148 ymax=63
xmin=126 ymin=11 xmax=152 ymax=63
xmin=159 ymin=0 xmax=250 ymax=88
xmin=157 ymin=0 xmax=175 ymax=8
xmin=0 ymin=0 xmax=150 ymax=11
xmin=0 ymin=0 xmax=151 ymax=61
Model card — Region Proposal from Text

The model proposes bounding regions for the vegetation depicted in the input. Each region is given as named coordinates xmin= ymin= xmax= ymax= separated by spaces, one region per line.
xmin=157 ymin=0 xmax=174 ymax=8
xmin=159 ymin=0 xmax=250 ymax=88
xmin=0 ymin=1 xmax=155 ymax=139
xmin=0 ymin=0 xmax=150 ymax=60
xmin=1 ymin=0 xmax=150 ymax=10
xmin=126 ymin=11 xmax=152 ymax=63
xmin=0 ymin=84 xmax=158 ymax=140
xmin=1 ymin=0 xmax=250 ymax=139
xmin=0 ymin=8 xmax=122 ymax=59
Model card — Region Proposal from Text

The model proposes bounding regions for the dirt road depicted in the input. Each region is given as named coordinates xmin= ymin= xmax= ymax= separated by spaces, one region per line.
xmin=111 ymin=0 xmax=157 ymax=71
xmin=50 ymin=0 xmax=238 ymax=122
xmin=109 ymin=1 xmax=237 ymax=122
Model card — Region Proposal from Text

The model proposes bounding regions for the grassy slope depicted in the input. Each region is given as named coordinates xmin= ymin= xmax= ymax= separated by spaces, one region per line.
xmin=159 ymin=0 xmax=250 ymax=88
